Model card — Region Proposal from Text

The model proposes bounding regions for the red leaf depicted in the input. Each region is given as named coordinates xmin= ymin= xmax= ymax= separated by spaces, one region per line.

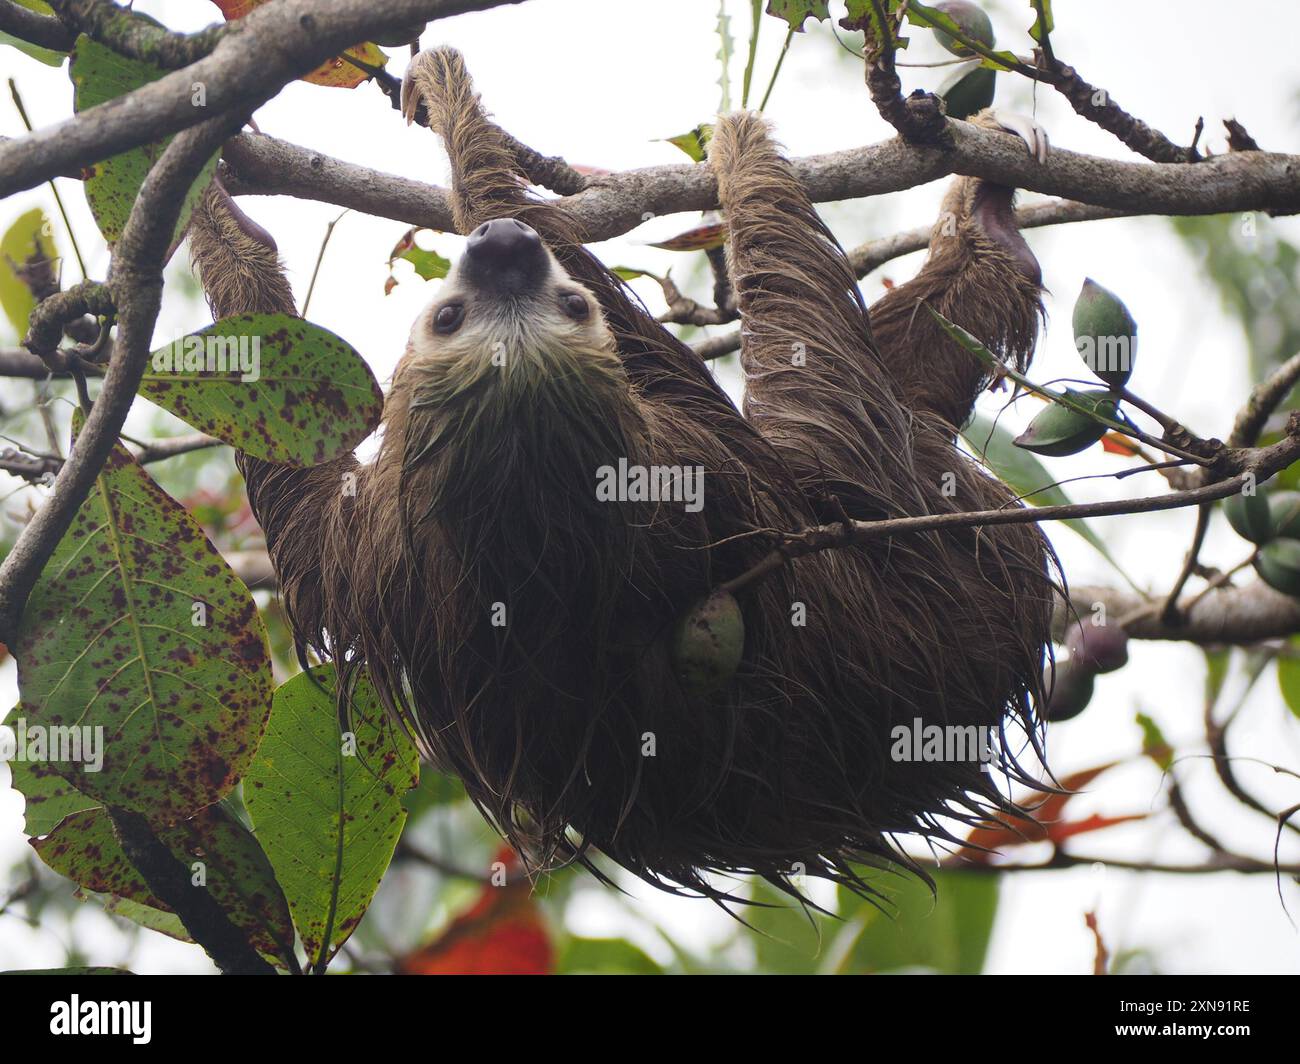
xmin=959 ymin=762 xmax=1122 ymax=859
xmin=396 ymin=850 xmax=553 ymax=975
xmin=1101 ymin=433 xmax=1138 ymax=456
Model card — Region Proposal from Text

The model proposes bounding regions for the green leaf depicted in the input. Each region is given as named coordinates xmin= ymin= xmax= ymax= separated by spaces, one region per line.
xmin=662 ymin=125 xmax=713 ymax=163
xmin=1203 ymin=647 xmax=1231 ymax=707
xmin=837 ymin=869 xmax=999 ymax=973
xmin=962 ymin=413 xmax=1140 ymax=589
xmin=1136 ymin=712 xmax=1173 ymax=770
xmin=1279 ymin=645 xmax=1300 ymax=720
xmin=70 ymin=31 xmax=218 ymax=244
xmin=395 ymin=243 xmax=450 ymax=282
xmin=0 ymin=1 xmax=66 ymax=66
xmin=243 ymin=667 xmax=419 ymax=970
xmin=557 ymin=936 xmax=663 ymax=974
xmin=31 ymin=804 xmax=296 ymax=966
xmin=141 ymin=313 xmax=384 ymax=466
xmin=0 ymin=207 xmax=57 ymax=338
xmin=1029 ymin=0 xmax=1055 ymax=44
xmin=765 ymin=0 xmax=830 ymax=32
xmin=12 ymin=417 xmax=273 ymax=821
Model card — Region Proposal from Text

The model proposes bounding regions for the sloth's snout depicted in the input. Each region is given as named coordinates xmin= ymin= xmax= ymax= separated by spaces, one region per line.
xmin=461 ymin=217 xmax=548 ymax=295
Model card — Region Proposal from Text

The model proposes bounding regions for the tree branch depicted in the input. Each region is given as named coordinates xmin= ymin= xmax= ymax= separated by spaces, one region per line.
xmin=46 ymin=0 xmax=229 ymax=68
xmin=0 ymin=0 xmax=525 ymax=198
xmin=109 ymin=807 xmax=275 ymax=974
xmin=0 ymin=0 xmax=74 ymax=50
xmin=218 ymin=122 xmax=1300 ymax=254
xmin=719 ymin=423 xmax=1300 ymax=598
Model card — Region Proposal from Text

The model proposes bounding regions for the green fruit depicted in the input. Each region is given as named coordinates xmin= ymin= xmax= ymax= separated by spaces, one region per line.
xmin=932 ymin=1 xmax=995 ymax=56
xmin=1073 ymin=278 xmax=1137 ymax=388
xmin=671 ymin=590 xmax=745 ymax=694
xmin=1044 ymin=657 xmax=1096 ymax=722
xmin=1013 ymin=389 xmax=1118 ymax=458
xmin=938 ymin=64 xmax=996 ymax=121
xmin=1269 ymin=490 xmax=1300 ymax=540
xmin=1224 ymin=488 xmax=1274 ymax=545
xmin=1256 ymin=539 xmax=1300 ymax=597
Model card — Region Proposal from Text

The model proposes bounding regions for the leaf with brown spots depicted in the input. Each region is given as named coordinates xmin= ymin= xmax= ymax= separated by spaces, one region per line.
xmin=6 ymin=744 xmax=99 ymax=838
xmin=244 ymin=667 xmax=418 ymax=971
xmin=32 ymin=804 xmax=295 ymax=967
xmin=70 ymin=32 xmax=218 ymax=244
xmin=12 ymin=417 xmax=272 ymax=821
xmin=141 ymin=313 xmax=383 ymax=466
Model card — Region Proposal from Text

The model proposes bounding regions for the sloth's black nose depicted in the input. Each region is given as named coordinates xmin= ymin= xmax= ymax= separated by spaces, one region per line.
xmin=462 ymin=217 xmax=548 ymax=294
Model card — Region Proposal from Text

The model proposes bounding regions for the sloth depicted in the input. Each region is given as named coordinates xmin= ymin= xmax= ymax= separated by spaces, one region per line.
xmin=188 ymin=47 xmax=1056 ymax=900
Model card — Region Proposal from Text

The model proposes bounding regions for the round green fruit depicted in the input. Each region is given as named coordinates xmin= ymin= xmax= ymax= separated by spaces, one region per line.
xmin=1224 ymin=489 xmax=1274 ymax=545
xmin=671 ymin=590 xmax=745 ymax=694
xmin=932 ymin=1 xmax=995 ymax=56
xmin=1255 ymin=539 xmax=1300 ymax=598
xmin=1072 ymin=278 xmax=1137 ymax=388
xmin=1268 ymin=490 xmax=1300 ymax=540
xmin=1013 ymin=389 xmax=1118 ymax=458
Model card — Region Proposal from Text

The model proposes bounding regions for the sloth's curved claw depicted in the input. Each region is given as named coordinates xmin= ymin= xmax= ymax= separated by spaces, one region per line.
xmin=400 ymin=63 xmax=422 ymax=126
xmin=988 ymin=110 xmax=1050 ymax=163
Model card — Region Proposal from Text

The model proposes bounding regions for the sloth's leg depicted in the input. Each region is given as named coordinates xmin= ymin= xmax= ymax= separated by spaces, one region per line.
xmin=867 ymin=109 xmax=1048 ymax=430
xmin=187 ymin=184 xmax=367 ymax=657
xmin=708 ymin=111 xmax=916 ymax=514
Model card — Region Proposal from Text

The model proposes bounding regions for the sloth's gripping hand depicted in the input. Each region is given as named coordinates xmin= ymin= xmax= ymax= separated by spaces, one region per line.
xmin=401 ymin=47 xmax=555 ymax=239
xmin=981 ymin=109 xmax=1050 ymax=163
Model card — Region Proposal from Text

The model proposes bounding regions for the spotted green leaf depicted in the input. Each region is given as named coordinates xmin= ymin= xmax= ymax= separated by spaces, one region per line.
xmin=12 ymin=418 xmax=272 ymax=820
xmin=32 ymin=804 xmax=295 ymax=966
xmin=244 ymin=667 xmax=418 ymax=970
xmin=6 ymin=748 xmax=99 ymax=838
xmin=69 ymin=31 xmax=218 ymax=244
xmin=140 ymin=313 xmax=383 ymax=466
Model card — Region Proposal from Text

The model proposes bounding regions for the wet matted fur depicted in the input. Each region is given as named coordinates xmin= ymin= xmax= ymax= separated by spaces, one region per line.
xmin=188 ymin=47 xmax=1056 ymax=902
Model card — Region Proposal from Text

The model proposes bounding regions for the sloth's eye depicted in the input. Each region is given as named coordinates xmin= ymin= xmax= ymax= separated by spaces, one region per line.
xmin=559 ymin=292 xmax=589 ymax=321
xmin=433 ymin=303 xmax=465 ymax=334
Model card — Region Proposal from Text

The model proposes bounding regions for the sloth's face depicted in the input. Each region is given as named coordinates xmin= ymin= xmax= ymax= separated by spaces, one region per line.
xmin=401 ymin=217 xmax=616 ymax=379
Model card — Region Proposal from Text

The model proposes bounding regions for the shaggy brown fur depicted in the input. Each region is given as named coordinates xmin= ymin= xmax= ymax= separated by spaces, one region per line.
xmin=189 ymin=47 xmax=1055 ymax=901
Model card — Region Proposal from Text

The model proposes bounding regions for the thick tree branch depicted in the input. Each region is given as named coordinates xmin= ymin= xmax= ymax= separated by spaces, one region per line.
xmin=219 ymin=122 xmax=1300 ymax=251
xmin=0 ymin=0 xmax=524 ymax=198
xmin=1060 ymin=582 xmax=1300 ymax=646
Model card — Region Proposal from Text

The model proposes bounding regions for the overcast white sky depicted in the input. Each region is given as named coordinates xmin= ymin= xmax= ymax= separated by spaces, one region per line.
xmin=2 ymin=0 xmax=1300 ymax=973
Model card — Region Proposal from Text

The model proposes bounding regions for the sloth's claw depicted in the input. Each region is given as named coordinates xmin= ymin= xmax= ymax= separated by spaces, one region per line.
xmin=400 ymin=64 xmax=422 ymax=126
xmin=988 ymin=110 xmax=1050 ymax=163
